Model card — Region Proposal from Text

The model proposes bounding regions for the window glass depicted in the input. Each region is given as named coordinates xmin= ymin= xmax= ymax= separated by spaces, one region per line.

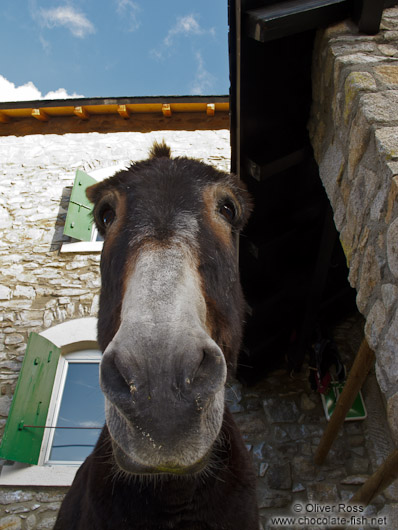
xmin=94 ymin=229 xmax=104 ymax=242
xmin=48 ymin=361 xmax=104 ymax=463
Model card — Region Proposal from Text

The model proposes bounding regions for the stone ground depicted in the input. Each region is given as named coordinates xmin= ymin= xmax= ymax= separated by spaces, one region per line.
xmin=1 ymin=314 xmax=397 ymax=529
xmin=227 ymin=312 xmax=398 ymax=530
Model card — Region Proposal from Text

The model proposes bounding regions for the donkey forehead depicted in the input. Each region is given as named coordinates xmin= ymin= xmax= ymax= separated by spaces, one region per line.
xmin=97 ymin=161 xmax=237 ymax=227
xmin=119 ymin=160 xmax=230 ymax=204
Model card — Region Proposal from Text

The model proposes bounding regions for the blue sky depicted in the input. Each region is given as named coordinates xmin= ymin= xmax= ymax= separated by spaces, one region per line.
xmin=0 ymin=1 xmax=229 ymax=102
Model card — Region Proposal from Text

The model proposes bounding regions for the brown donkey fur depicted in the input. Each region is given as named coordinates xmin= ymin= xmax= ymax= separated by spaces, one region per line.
xmin=54 ymin=142 xmax=259 ymax=529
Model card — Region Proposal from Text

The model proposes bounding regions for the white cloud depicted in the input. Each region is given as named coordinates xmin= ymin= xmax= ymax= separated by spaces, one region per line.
xmin=151 ymin=14 xmax=215 ymax=59
xmin=0 ymin=74 xmax=83 ymax=102
xmin=116 ymin=0 xmax=141 ymax=32
xmin=190 ymin=52 xmax=215 ymax=95
xmin=77 ymin=420 xmax=103 ymax=428
xmin=164 ymin=14 xmax=203 ymax=47
xmin=40 ymin=5 xmax=95 ymax=38
xmin=39 ymin=34 xmax=51 ymax=53
xmin=43 ymin=87 xmax=84 ymax=99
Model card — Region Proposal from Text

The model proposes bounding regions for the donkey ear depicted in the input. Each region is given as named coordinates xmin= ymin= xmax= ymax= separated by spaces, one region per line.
xmin=232 ymin=177 xmax=253 ymax=229
xmin=149 ymin=140 xmax=171 ymax=159
xmin=86 ymin=181 xmax=103 ymax=205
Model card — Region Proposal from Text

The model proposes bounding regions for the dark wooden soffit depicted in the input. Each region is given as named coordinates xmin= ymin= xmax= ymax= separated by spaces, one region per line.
xmin=0 ymin=95 xmax=230 ymax=136
xmin=244 ymin=0 xmax=395 ymax=45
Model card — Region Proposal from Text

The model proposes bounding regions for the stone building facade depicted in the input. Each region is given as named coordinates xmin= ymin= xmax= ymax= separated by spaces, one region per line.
xmin=309 ymin=6 xmax=398 ymax=446
xmin=0 ymin=130 xmax=231 ymax=528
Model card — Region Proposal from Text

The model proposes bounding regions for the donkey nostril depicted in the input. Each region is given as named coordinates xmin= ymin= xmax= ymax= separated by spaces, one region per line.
xmin=100 ymin=349 xmax=135 ymax=408
xmin=195 ymin=349 xmax=206 ymax=373
xmin=190 ymin=344 xmax=226 ymax=394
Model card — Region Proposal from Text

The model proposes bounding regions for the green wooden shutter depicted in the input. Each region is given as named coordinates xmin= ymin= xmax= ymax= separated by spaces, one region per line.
xmin=0 ymin=333 xmax=61 ymax=465
xmin=64 ymin=169 xmax=97 ymax=241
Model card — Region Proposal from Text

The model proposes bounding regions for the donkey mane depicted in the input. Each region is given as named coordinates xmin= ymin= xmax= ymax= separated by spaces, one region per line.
xmin=148 ymin=140 xmax=172 ymax=159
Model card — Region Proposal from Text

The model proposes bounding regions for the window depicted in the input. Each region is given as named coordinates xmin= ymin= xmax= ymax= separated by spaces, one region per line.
xmin=41 ymin=349 xmax=104 ymax=466
xmin=61 ymin=164 xmax=127 ymax=253
xmin=0 ymin=318 xmax=102 ymax=486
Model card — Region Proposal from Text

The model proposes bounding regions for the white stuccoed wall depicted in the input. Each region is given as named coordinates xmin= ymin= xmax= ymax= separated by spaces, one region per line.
xmin=0 ymin=129 xmax=231 ymax=528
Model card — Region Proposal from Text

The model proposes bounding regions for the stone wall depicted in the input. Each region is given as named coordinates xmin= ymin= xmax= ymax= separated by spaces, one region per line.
xmin=0 ymin=129 xmax=230 ymax=528
xmin=309 ymin=7 xmax=398 ymax=444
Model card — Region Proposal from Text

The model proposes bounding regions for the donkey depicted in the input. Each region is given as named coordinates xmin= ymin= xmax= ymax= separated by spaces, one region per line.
xmin=54 ymin=142 xmax=259 ymax=529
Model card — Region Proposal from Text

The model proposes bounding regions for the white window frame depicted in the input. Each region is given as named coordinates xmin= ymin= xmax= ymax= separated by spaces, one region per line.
xmin=60 ymin=163 xmax=127 ymax=253
xmin=0 ymin=318 xmax=101 ymax=486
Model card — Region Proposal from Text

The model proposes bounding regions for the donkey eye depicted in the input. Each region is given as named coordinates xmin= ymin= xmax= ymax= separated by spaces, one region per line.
xmin=219 ymin=200 xmax=236 ymax=224
xmin=99 ymin=206 xmax=115 ymax=229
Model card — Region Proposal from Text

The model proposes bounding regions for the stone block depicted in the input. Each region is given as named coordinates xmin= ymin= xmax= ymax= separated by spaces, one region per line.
xmin=0 ymin=515 xmax=22 ymax=530
xmin=384 ymin=30 xmax=398 ymax=42
xmin=356 ymin=246 xmax=382 ymax=313
xmin=375 ymin=64 xmax=398 ymax=87
xmin=385 ymin=175 xmax=398 ymax=224
xmin=347 ymin=456 xmax=370 ymax=475
xmin=381 ymin=283 xmax=398 ymax=313
xmin=333 ymin=53 xmax=383 ymax=95
xmin=340 ymin=475 xmax=369 ymax=485
xmin=386 ymin=392 xmax=398 ymax=441
xmin=307 ymin=482 xmax=339 ymax=503
xmin=263 ymin=398 xmax=300 ymax=423
xmin=364 ymin=300 xmax=386 ymax=349
xmin=347 ymin=110 xmax=370 ymax=181
xmin=370 ymin=184 xmax=389 ymax=223
xmin=26 ymin=514 xmax=37 ymax=530
xmin=14 ymin=285 xmax=35 ymax=300
xmin=90 ymin=295 xmax=99 ymax=316
xmin=323 ymin=21 xmax=352 ymax=39
xmin=377 ymin=312 xmax=398 ymax=387
xmin=378 ymin=44 xmax=398 ymax=57
xmin=4 ymin=334 xmax=25 ymax=346
xmin=0 ymin=205 xmax=12 ymax=230
xmin=360 ymin=166 xmax=378 ymax=202
xmin=36 ymin=516 xmax=57 ymax=529
xmin=0 ymin=395 xmax=12 ymax=416
xmin=387 ymin=216 xmax=398 ymax=277
xmin=256 ymin=484 xmax=291 ymax=509
xmin=344 ymin=71 xmax=377 ymax=123
xmin=332 ymin=194 xmax=346 ymax=232
xmin=266 ymin=463 xmax=292 ymax=490
xmin=375 ymin=126 xmax=398 ymax=161
xmin=362 ymin=91 xmax=398 ymax=124
xmin=291 ymin=456 xmax=318 ymax=481
xmin=0 ymin=490 xmax=34 ymax=505
xmin=233 ymin=411 xmax=269 ymax=437
xmin=0 ymin=286 xmax=12 ymax=301
xmin=318 ymin=140 xmax=345 ymax=201
xmin=35 ymin=491 xmax=67 ymax=503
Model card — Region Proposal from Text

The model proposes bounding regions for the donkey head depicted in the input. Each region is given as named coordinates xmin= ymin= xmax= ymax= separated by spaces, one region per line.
xmin=87 ymin=142 xmax=251 ymax=475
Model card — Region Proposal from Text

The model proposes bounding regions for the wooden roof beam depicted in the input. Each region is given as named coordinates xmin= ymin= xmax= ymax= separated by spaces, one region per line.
xmin=162 ymin=104 xmax=172 ymax=117
xmin=206 ymin=103 xmax=215 ymax=116
xmin=32 ymin=109 xmax=49 ymax=122
xmin=74 ymin=106 xmax=90 ymax=120
xmin=117 ymin=105 xmax=131 ymax=119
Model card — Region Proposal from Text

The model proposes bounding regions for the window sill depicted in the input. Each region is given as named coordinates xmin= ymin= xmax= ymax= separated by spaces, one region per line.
xmin=0 ymin=461 xmax=79 ymax=486
xmin=60 ymin=241 xmax=103 ymax=253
